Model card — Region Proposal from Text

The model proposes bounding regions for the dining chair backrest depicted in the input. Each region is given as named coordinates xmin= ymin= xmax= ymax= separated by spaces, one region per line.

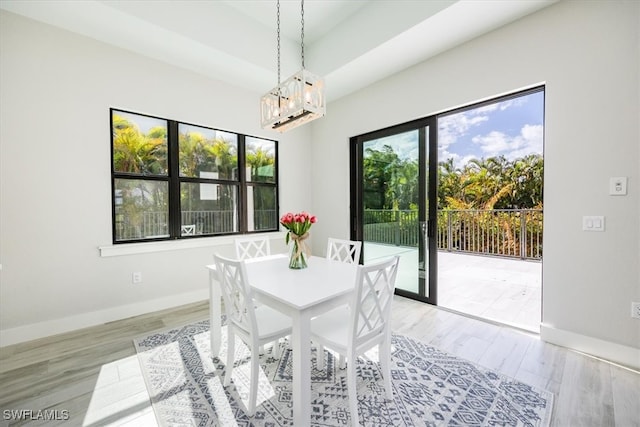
xmin=235 ymin=236 xmax=271 ymax=260
xmin=181 ymin=224 xmax=196 ymax=235
xmin=214 ymin=254 xmax=257 ymax=337
xmin=349 ymin=256 xmax=400 ymax=349
xmin=326 ymin=238 xmax=362 ymax=265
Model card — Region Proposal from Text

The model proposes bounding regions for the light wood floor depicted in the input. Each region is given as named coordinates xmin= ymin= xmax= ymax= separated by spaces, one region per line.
xmin=1 ymin=297 xmax=638 ymax=426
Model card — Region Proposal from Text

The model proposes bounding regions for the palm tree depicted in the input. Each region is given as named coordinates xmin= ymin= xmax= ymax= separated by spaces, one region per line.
xmin=112 ymin=114 xmax=167 ymax=175
xmin=438 ymin=158 xmax=463 ymax=207
xmin=112 ymin=114 xmax=169 ymax=239
xmin=179 ymin=131 xmax=208 ymax=177
xmin=246 ymin=145 xmax=275 ymax=182
xmin=363 ymin=145 xmax=402 ymax=212
xmin=509 ymin=154 xmax=543 ymax=208
xmin=207 ymin=138 xmax=238 ymax=180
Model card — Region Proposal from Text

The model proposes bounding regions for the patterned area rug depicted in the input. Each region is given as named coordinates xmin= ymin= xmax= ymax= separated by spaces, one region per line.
xmin=134 ymin=319 xmax=553 ymax=426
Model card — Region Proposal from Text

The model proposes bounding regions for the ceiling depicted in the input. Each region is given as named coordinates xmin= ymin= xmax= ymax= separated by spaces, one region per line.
xmin=1 ymin=0 xmax=557 ymax=102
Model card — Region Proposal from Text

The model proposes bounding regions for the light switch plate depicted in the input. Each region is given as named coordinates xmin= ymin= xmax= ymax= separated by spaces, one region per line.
xmin=582 ymin=216 xmax=605 ymax=231
xmin=609 ymin=177 xmax=628 ymax=195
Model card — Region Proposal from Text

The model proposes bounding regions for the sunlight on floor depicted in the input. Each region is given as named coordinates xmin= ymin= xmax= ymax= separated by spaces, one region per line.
xmin=83 ymin=328 xmax=256 ymax=427
xmin=83 ymin=356 xmax=156 ymax=426
xmin=224 ymin=341 xmax=278 ymax=414
xmin=195 ymin=327 xmax=278 ymax=421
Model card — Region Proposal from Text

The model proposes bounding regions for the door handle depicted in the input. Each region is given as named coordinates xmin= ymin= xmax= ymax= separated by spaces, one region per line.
xmin=420 ymin=220 xmax=434 ymax=238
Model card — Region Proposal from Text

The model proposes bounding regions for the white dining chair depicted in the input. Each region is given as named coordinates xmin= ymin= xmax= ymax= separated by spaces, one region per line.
xmin=181 ymin=224 xmax=196 ymax=235
xmin=234 ymin=235 xmax=272 ymax=351
xmin=235 ymin=235 xmax=271 ymax=260
xmin=326 ymin=237 xmax=362 ymax=265
xmin=322 ymin=237 xmax=363 ymax=368
xmin=311 ymin=255 xmax=400 ymax=425
xmin=214 ymin=254 xmax=292 ymax=416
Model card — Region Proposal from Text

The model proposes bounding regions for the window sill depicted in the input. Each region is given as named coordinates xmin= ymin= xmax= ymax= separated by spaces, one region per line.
xmin=99 ymin=231 xmax=284 ymax=257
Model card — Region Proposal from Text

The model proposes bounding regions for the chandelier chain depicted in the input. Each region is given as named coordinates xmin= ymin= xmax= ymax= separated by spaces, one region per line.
xmin=276 ymin=0 xmax=281 ymax=85
xmin=301 ymin=0 xmax=305 ymax=69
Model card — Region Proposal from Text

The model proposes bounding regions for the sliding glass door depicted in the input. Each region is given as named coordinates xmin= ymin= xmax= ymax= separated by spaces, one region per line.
xmin=350 ymin=118 xmax=436 ymax=303
xmin=351 ymin=87 xmax=544 ymax=327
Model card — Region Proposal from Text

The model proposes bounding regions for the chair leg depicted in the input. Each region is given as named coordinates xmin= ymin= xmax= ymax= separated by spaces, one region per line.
xmin=224 ymin=332 xmax=235 ymax=387
xmin=273 ymin=339 xmax=281 ymax=359
xmin=316 ymin=344 xmax=325 ymax=370
xmin=247 ymin=345 xmax=259 ymax=416
xmin=339 ymin=354 xmax=347 ymax=369
xmin=379 ymin=343 xmax=393 ymax=400
xmin=346 ymin=353 xmax=359 ymax=426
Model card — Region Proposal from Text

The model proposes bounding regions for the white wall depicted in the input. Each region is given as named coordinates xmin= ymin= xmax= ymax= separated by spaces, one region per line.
xmin=311 ymin=0 xmax=640 ymax=367
xmin=0 ymin=11 xmax=311 ymax=344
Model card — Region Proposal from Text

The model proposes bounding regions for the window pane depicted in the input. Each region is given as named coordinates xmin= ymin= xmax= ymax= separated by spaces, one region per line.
xmin=179 ymin=124 xmax=238 ymax=180
xmin=247 ymin=185 xmax=277 ymax=231
xmin=112 ymin=111 xmax=168 ymax=175
xmin=181 ymin=182 xmax=238 ymax=235
xmin=114 ymin=179 xmax=169 ymax=241
xmin=245 ymin=137 xmax=276 ymax=183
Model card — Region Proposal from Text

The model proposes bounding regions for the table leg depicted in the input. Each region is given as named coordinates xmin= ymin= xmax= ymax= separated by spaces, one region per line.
xmin=291 ymin=309 xmax=312 ymax=425
xmin=209 ymin=269 xmax=222 ymax=359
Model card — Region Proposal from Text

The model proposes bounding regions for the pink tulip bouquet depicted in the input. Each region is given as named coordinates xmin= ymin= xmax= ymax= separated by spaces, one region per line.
xmin=280 ymin=211 xmax=317 ymax=269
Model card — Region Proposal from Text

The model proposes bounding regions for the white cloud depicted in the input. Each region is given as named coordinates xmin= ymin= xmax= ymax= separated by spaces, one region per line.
xmin=472 ymin=124 xmax=543 ymax=160
xmin=437 ymin=147 xmax=460 ymax=163
xmin=438 ymin=94 xmax=532 ymax=150
xmin=438 ymin=111 xmax=489 ymax=150
xmin=473 ymin=131 xmax=511 ymax=155
xmin=459 ymin=154 xmax=476 ymax=168
xmin=474 ymin=97 xmax=524 ymax=115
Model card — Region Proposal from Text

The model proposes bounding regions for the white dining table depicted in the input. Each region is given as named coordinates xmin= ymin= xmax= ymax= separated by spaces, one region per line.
xmin=206 ymin=254 xmax=358 ymax=425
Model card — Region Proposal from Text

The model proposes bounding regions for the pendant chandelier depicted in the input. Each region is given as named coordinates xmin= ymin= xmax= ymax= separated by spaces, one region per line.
xmin=260 ymin=0 xmax=325 ymax=132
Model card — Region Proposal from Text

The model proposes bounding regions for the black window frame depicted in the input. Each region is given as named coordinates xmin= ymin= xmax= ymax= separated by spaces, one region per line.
xmin=110 ymin=108 xmax=279 ymax=244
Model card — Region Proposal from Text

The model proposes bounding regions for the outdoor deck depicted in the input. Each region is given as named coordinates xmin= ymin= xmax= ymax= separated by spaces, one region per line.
xmin=364 ymin=243 xmax=542 ymax=333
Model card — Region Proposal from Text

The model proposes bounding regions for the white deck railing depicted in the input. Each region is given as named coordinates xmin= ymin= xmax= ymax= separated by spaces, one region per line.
xmin=115 ymin=210 xmax=277 ymax=241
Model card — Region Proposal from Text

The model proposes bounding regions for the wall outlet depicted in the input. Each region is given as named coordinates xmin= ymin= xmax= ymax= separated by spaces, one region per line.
xmin=632 ymin=302 xmax=640 ymax=319
xmin=132 ymin=272 xmax=143 ymax=284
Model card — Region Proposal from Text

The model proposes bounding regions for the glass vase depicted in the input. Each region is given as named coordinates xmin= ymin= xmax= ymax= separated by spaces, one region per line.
xmin=289 ymin=240 xmax=308 ymax=269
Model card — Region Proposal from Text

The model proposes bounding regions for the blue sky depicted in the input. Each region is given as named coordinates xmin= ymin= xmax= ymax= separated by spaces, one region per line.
xmin=438 ymin=91 xmax=544 ymax=168
xmin=364 ymin=91 xmax=544 ymax=167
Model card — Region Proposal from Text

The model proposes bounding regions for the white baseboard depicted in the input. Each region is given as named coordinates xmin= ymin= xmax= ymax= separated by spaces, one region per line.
xmin=0 ymin=289 xmax=209 ymax=347
xmin=540 ymin=324 xmax=640 ymax=371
